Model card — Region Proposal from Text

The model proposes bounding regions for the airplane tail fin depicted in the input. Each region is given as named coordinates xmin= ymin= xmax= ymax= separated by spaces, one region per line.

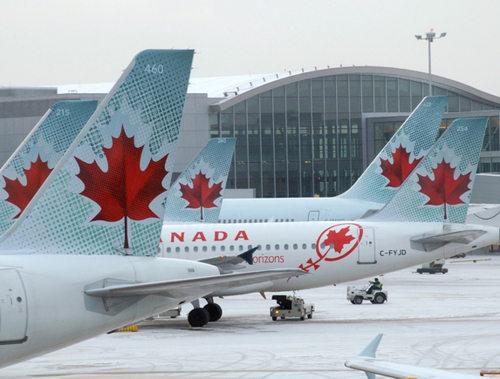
xmin=1 ymin=50 xmax=194 ymax=256
xmin=368 ymin=118 xmax=487 ymax=223
xmin=339 ymin=96 xmax=448 ymax=204
xmin=163 ymin=138 xmax=236 ymax=223
xmin=0 ymin=100 xmax=98 ymax=236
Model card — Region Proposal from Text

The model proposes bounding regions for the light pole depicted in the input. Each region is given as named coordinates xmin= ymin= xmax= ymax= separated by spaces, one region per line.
xmin=415 ymin=28 xmax=447 ymax=96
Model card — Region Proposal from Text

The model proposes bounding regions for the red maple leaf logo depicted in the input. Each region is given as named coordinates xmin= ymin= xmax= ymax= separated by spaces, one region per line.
xmin=295 ymin=224 xmax=361 ymax=276
xmin=417 ymin=159 xmax=471 ymax=220
xmin=3 ymin=155 xmax=52 ymax=219
xmin=179 ymin=171 xmax=223 ymax=220
xmin=75 ymin=126 xmax=169 ymax=249
xmin=380 ymin=144 xmax=423 ymax=188
xmin=322 ymin=227 xmax=356 ymax=254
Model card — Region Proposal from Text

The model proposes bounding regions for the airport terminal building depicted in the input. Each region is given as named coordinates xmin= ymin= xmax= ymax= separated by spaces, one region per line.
xmin=1 ymin=66 xmax=500 ymax=201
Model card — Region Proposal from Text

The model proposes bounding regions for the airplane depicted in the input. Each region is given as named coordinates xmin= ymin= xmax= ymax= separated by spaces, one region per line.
xmin=0 ymin=100 xmax=97 ymax=236
xmin=216 ymin=95 xmax=449 ymax=223
xmin=345 ymin=334 xmax=481 ymax=378
xmin=164 ymin=137 xmax=236 ymax=223
xmin=160 ymin=117 xmax=499 ymax=326
xmin=0 ymin=50 xmax=305 ymax=369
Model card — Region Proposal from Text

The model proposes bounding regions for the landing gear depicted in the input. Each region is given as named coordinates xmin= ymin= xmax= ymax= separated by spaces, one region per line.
xmin=187 ymin=308 xmax=210 ymax=327
xmin=187 ymin=297 xmax=223 ymax=327
xmin=204 ymin=303 xmax=223 ymax=322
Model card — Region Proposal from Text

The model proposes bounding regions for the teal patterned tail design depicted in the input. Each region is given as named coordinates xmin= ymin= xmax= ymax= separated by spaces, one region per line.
xmin=0 ymin=100 xmax=97 ymax=236
xmin=368 ymin=118 xmax=487 ymax=223
xmin=164 ymin=138 xmax=236 ymax=223
xmin=339 ymin=96 xmax=448 ymax=204
xmin=1 ymin=50 xmax=194 ymax=256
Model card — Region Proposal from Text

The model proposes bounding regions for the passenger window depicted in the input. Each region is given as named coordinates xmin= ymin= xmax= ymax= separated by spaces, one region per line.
xmin=194 ymin=246 xmax=198 ymax=252
xmin=185 ymin=246 xmax=189 ymax=252
xmin=175 ymin=247 xmax=180 ymax=253
xmin=284 ymin=244 xmax=289 ymax=250
xmin=286 ymin=219 xmax=289 ymax=222
xmin=266 ymin=244 xmax=271 ymax=250
xmin=238 ymin=219 xmax=242 ymax=223
xmin=239 ymin=245 xmax=243 ymax=251
xmin=228 ymin=219 xmax=231 ymax=223
xmin=221 ymin=245 xmax=225 ymax=252
xmin=212 ymin=246 xmax=216 ymax=252
xmin=259 ymin=219 xmax=263 ymax=222
xmin=293 ymin=244 xmax=298 ymax=250
xmin=202 ymin=246 xmax=207 ymax=252
xmin=302 ymin=243 xmax=307 ymax=249
xmin=248 ymin=245 xmax=252 ymax=250
xmin=166 ymin=247 xmax=171 ymax=253
xmin=320 ymin=243 xmax=325 ymax=249
xmin=230 ymin=245 xmax=234 ymax=251
xmin=312 ymin=243 xmax=316 ymax=249
xmin=275 ymin=244 xmax=280 ymax=250
xmin=258 ymin=245 xmax=262 ymax=251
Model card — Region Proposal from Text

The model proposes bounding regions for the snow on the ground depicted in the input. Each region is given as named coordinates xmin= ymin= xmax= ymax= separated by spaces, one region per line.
xmin=2 ymin=255 xmax=500 ymax=378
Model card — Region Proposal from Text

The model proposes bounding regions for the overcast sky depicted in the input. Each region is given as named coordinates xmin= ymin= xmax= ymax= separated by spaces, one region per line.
xmin=1 ymin=0 xmax=499 ymax=96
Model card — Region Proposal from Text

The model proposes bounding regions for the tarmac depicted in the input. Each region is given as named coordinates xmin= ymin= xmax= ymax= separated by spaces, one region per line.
xmin=2 ymin=255 xmax=500 ymax=378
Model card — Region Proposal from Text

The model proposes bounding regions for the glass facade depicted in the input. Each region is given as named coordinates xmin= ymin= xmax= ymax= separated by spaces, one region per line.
xmin=210 ymin=74 xmax=500 ymax=198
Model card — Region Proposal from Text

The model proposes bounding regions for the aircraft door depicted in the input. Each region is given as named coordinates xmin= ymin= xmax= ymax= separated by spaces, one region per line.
xmin=308 ymin=211 xmax=320 ymax=221
xmin=357 ymin=228 xmax=376 ymax=264
xmin=0 ymin=269 xmax=28 ymax=344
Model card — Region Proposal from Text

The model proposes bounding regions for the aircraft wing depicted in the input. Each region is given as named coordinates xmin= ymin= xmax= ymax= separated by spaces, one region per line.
xmin=197 ymin=247 xmax=257 ymax=273
xmin=85 ymin=268 xmax=305 ymax=299
xmin=410 ymin=229 xmax=487 ymax=252
xmin=345 ymin=335 xmax=480 ymax=379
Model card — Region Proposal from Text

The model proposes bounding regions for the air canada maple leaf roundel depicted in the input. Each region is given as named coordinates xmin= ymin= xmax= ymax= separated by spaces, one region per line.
xmin=297 ymin=223 xmax=362 ymax=272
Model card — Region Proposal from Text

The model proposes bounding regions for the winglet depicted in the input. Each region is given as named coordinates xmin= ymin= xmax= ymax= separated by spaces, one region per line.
xmin=238 ymin=246 xmax=258 ymax=265
xmin=356 ymin=334 xmax=383 ymax=379
xmin=357 ymin=334 xmax=383 ymax=358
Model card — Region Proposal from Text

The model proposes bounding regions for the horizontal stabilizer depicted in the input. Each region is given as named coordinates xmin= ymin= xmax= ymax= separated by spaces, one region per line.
xmin=411 ymin=229 xmax=487 ymax=252
xmin=85 ymin=268 xmax=306 ymax=299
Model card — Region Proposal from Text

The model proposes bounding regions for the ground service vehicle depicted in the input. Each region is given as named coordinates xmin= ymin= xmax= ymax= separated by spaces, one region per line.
xmin=417 ymin=259 xmax=448 ymax=274
xmin=270 ymin=295 xmax=314 ymax=321
xmin=347 ymin=285 xmax=388 ymax=304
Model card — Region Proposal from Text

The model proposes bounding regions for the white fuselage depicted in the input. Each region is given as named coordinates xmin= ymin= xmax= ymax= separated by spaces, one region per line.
xmin=218 ymin=197 xmax=384 ymax=223
xmin=160 ymin=221 xmax=498 ymax=295
xmin=0 ymin=255 xmax=220 ymax=368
